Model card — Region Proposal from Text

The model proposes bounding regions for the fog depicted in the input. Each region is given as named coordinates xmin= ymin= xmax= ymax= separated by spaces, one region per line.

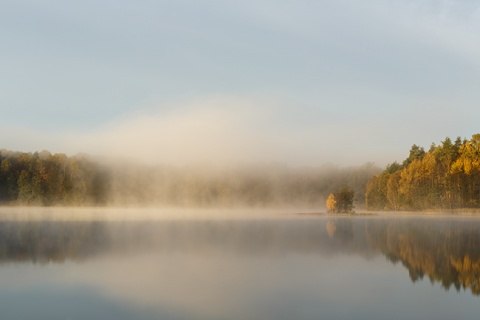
xmin=101 ymin=161 xmax=379 ymax=209
xmin=0 ymin=206 xmax=284 ymax=221
xmin=0 ymin=159 xmax=379 ymax=210
xmin=0 ymin=93 xmax=406 ymax=211
xmin=78 ymin=95 xmax=391 ymax=167
xmin=0 ymin=94 xmax=420 ymax=168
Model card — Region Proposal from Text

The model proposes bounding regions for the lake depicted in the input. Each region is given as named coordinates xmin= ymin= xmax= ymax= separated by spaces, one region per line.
xmin=0 ymin=211 xmax=479 ymax=319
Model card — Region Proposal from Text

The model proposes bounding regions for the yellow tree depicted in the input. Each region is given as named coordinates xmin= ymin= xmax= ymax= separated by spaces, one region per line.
xmin=419 ymin=152 xmax=438 ymax=208
xmin=326 ymin=193 xmax=337 ymax=213
xmin=386 ymin=171 xmax=401 ymax=211
xmin=451 ymin=134 xmax=480 ymax=207
xmin=399 ymin=159 xmax=421 ymax=209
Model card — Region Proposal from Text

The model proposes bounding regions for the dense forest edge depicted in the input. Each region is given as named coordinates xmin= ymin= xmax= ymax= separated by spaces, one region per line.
xmin=366 ymin=133 xmax=480 ymax=211
xmin=0 ymin=148 xmax=379 ymax=208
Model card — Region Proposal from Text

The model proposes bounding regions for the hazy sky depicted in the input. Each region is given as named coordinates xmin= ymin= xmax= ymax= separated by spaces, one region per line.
xmin=1 ymin=0 xmax=480 ymax=166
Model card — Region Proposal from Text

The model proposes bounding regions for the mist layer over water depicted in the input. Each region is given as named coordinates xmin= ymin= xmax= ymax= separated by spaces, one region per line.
xmin=0 ymin=212 xmax=479 ymax=319
xmin=0 ymin=148 xmax=381 ymax=208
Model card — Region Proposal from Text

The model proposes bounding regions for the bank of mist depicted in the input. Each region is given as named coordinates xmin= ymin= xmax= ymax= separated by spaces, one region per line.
xmin=0 ymin=149 xmax=379 ymax=209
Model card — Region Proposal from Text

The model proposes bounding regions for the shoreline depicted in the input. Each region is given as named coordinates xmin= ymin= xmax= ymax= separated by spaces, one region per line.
xmin=1 ymin=206 xmax=480 ymax=221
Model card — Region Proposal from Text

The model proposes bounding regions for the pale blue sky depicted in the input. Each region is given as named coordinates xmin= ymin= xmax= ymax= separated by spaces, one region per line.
xmin=1 ymin=0 xmax=480 ymax=166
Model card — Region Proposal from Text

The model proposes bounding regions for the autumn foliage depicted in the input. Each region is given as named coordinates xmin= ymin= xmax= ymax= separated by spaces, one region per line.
xmin=326 ymin=194 xmax=336 ymax=213
xmin=366 ymin=133 xmax=480 ymax=211
xmin=326 ymin=187 xmax=354 ymax=213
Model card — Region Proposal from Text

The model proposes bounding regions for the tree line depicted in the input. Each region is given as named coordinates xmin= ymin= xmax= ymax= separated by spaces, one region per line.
xmin=366 ymin=133 xmax=480 ymax=211
xmin=0 ymin=149 xmax=107 ymax=206
xmin=0 ymin=148 xmax=379 ymax=208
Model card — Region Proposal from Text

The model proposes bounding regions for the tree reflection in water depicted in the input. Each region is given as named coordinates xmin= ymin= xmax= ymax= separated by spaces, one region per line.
xmin=364 ymin=218 xmax=480 ymax=295
xmin=0 ymin=217 xmax=480 ymax=296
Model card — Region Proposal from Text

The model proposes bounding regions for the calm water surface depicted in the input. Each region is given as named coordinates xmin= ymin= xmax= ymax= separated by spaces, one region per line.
xmin=0 ymin=213 xmax=479 ymax=319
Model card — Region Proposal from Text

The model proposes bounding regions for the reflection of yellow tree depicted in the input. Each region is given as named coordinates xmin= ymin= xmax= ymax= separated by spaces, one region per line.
xmin=326 ymin=220 xmax=336 ymax=237
xmin=325 ymin=219 xmax=354 ymax=243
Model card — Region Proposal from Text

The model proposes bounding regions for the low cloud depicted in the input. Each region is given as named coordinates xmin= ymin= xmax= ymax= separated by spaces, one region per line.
xmin=68 ymin=95 xmax=397 ymax=166
xmin=1 ymin=93 xmax=477 ymax=167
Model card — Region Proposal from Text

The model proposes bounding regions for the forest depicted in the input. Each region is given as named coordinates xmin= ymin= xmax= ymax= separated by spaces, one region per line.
xmin=366 ymin=133 xmax=480 ymax=211
xmin=0 ymin=148 xmax=379 ymax=208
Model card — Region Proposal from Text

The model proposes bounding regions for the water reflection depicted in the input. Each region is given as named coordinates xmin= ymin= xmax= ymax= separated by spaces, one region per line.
xmin=1 ymin=217 xmax=480 ymax=296
xmin=364 ymin=218 xmax=480 ymax=295
xmin=1 ymin=216 xmax=480 ymax=319
xmin=0 ymin=219 xmax=372 ymax=262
